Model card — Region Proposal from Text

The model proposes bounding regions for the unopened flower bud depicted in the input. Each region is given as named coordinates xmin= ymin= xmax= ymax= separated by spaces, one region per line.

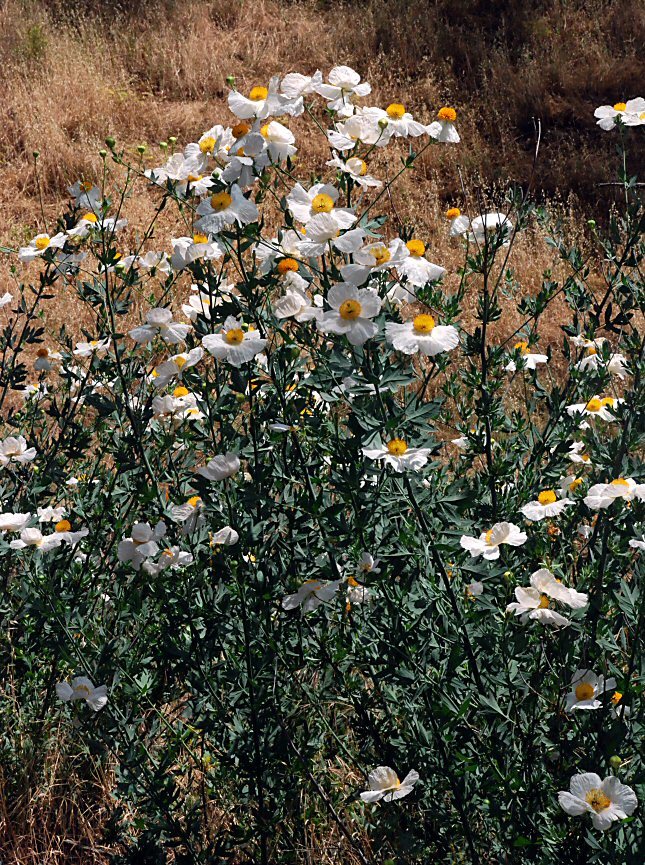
xmin=378 ymin=118 xmax=389 ymax=129
xmin=137 ymin=144 xmax=147 ymax=155
xmin=235 ymin=393 xmax=246 ymax=403
xmin=105 ymin=136 xmax=116 ymax=148
xmin=168 ymin=136 xmax=177 ymax=145
xmin=226 ymin=75 xmax=236 ymax=87
xmin=609 ymin=755 xmax=622 ymax=769
xmin=99 ymin=149 xmax=107 ymax=158
xmin=159 ymin=141 xmax=168 ymax=150
xmin=32 ymin=150 xmax=40 ymax=160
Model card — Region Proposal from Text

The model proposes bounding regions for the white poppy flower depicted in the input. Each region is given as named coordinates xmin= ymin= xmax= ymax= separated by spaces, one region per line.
xmin=360 ymin=766 xmax=419 ymax=802
xmin=143 ymin=546 xmax=194 ymax=575
xmin=460 ymin=521 xmax=527 ymax=560
xmin=10 ymin=527 xmax=64 ymax=552
xmin=505 ymin=340 xmax=548 ymax=371
xmin=568 ymin=441 xmax=592 ymax=466
xmin=575 ymin=348 xmax=629 ymax=379
xmin=257 ymin=120 xmax=297 ymax=163
xmin=426 ymin=106 xmax=460 ymax=143
xmin=295 ymin=212 xmax=365 ymax=257
xmin=52 ymin=519 xmax=89 ymax=547
xmin=280 ymin=70 xmax=323 ymax=98
xmin=347 ymin=578 xmax=372 ymax=606
xmin=466 ymin=581 xmax=484 ymax=599
xmin=117 ymin=521 xmax=166 ymax=571
xmin=317 ymin=283 xmax=381 ymax=346
xmin=564 ymin=670 xmax=617 ymax=711
xmin=254 ymin=230 xmax=305 ymax=273
xmin=18 ymin=232 xmax=67 ymax=262
xmin=342 ymin=238 xmax=409 ymax=286
xmin=286 ymin=182 xmax=356 ymax=229
xmin=385 ymin=314 xmax=459 ymax=357
xmin=151 ymin=347 xmax=203 ymax=389
xmin=56 ymin=676 xmax=108 ymax=712
xmin=566 ymin=396 xmax=622 ymax=422
xmin=0 ymin=292 xmax=13 ymax=308
xmin=202 ymin=316 xmax=267 ymax=367
xmin=362 ymin=437 xmax=432 ymax=473
xmin=195 ymin=126 xmax=235 ymax=160
xmin=558 ymin=773 xmax=637 ymax=831
xmin=282 ymin=578 xmax=343 ymax=612
xmin=315 ymin=65 xmax=371 ymax=116
xmin=152 ymin=388 xmax=205 ymax=423
xmin=274 ymin=288 xmax=323 ymax=322
xmin=0 ymin=512 xmax=33 ymax=532
xmin=197 ymin=452 xmax=240 ymax=481
xmin=228 ymin=77 xmax=303 ymax=120
xmin=326 ymin=154 xmax=382 ymax=188
xmin=171 ymin=233 xmax=223 ymax=271
xmin=37 ymin=506 xmax=66 ymax=524
xmin=128 ymin=308 xmax=191 ymax=346
xmin=506 ymin=568 xmax=588 ymax=627
xmin=521 ymin=489 xmax=574 ymax=521
xmin=326 ymin=111 xmax=385 ymax=150
xmin=0 ymin=435 xmax=37 ymax=467
xmin=396 ymin=239 xmax=446 ymax=287
xmin=68 ymin=180 xmax=103 ymax=212
xmin=629 ymin=537 xmax=645 ymax=550
xmin=594 ymin=98 xmax=645 ymax=130
xmin=34 ymin=348 xmax=62 ymax=372
xmin=356 ymin=552 xmax=381 ymax=576
xmin=584 ymin=478 xmax=645 ymax=510
xmin=73 ymin=337 xmax=111 ymax=357
xmin=363 ymin=103 xmax=427 ymax=140
xmin=169 ymin=496 xmax=205 ymax=535
xmin=195 ymin=185 xmax=259 ymax=234
xmin=211 ymin=525 xmax=239 ymax=546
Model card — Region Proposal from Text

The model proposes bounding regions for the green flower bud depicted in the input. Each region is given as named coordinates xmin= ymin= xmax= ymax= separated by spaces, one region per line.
xmin=609 ymin=755 xmax=622 ymax=769
xmin=105 ymin=136 xmax=116 ymax=149
xmin=32 ymin=150 xmax=40 ymax=160
xmin=98 ymin=149 xmax=107 ymax=158
xmin=235 ymin=393 xmax=246 ymax=403
xmin=226 ymin=75 xmax=236 ymax=87
xmin=137 ymin=144 xmax=147 ymax=155
xmin=378 ymin=118 xmax=389 ymax=129
xmin=159 ymin=141 xmax=168 ymax=150
xmin=587 ymin=219 xmax=596 ymax=228
xmin=168 ymin=136 xmax=177 ymax=145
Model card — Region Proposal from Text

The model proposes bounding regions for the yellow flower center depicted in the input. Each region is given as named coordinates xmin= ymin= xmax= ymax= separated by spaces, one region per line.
xmin=75 ymin=684 xmax=92 ymax=697
xmin=339 ymin=299 xmax=362 ymax=320
xmin=79 ymin=181 xmax=93 ymax=192
xmin=311 ymin=193 xmax=335 ymax=214
xmin=514 ymin=340 xmax=530 ymax=354
xmin=538 ymin=490 xmax=557 ymax=505
xmin=210 ymin=191 xmax=233 ymax=212
xmin=574 ymin=682 xmax=595 ymax=701
xmin=173 ymin=386 xmax=189 ymax=397
xmin=353 ymin=158 xmax=368 ymax=176
xmin=445 ymin=207 xmax=461 ymax=219
xmin=581 ymin=454 xmax=590 ymax=462
xmin=538 ymin=594 xmax=551 ymax=609
xmin=613 ymin=102 xmax=627 ymax=112
xmin=249 ymin=86 xmax=268 ymax=101
xmin=90 ymin=340 xmax=99 ymax=346
xmin=585 ymin=789 xmax=611 ymax=813
xmin=569 ymin=478 xmax=583 ymax=491
xmin=386 ymin=103 xmax=406 ymax=120
xmin=406 ymin=239 xmax=425 ymax=257
xmin=386 ymin=438 xmax=408 ymax=456
xmin=187 ymin=495 xmax=201 ymax=507
xmin=484 ymin=529 xmax=494 ymax=545
xmin=347 ymin=575 xmax=360 ymax=587
xmin=586 ymin=346 xmax=597 ymax=355
xmin=35 ymin=236 xmax=50 ymax=250
xmin=193 ymin=233 xmax=208 ymax=244
xmin=187 ymin=173 xmax=203 ymax=183
xmin=370 ymin=246 xmax=391 ymax=266
xmin=200 ymin=137 xmax=216 ymax=154
xmin=585 ymin=398 xmax=602 ymax=412
xmin=232 ymin=122 xmax=251 ymax=138
xmin=55 ymin=519 xmax=72 ymax=532
xmin=413 ymin=314 xmax=436 ymax=334
xmin=611 ymin=691 xmax=622 ymax=705
xmin=610 ymin=478 xmax=629 ymax=487
xmin=599 ymin=397 xmax=615 ymax=408
xmin=277 ymin=257 xmax=299 ymax=274
xmin=174 ymin=356 xmax=188 ymax=369
xmin=437 ymin=106 xmax=457 ymax=122
xmin=82 ymin=212 xmax=98 ymax=223
xmin=224 ymin=328 xmax=245 ymax=345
